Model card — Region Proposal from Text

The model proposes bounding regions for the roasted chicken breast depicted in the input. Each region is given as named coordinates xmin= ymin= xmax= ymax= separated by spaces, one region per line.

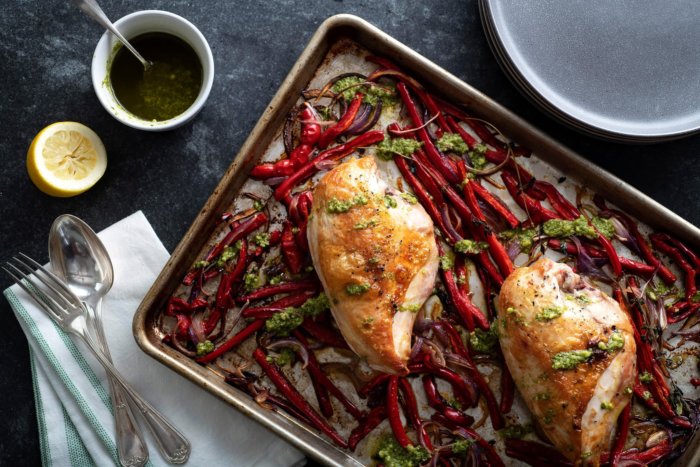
xmin=307 ymin=157 xmax=439 ymax=375
xmin=497 ymin=257 xmax=636 ymax=465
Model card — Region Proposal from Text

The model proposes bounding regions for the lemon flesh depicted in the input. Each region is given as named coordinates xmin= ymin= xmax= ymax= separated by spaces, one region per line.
xmin=27 ymin=122 xmax=107 ymax=197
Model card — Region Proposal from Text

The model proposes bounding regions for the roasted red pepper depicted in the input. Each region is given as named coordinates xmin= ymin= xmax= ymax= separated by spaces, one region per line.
xmin=196 ymin=319 xmax=264 ymax=364
xmin=396 ymin=82 xmax=460 ymax=184
xmin=386 ymin=376 xmax=412 ymax=448
xmin=280 ymin=221 xmax=305 ymax=274
xmin=317 ymin=93 xmax=364 ymax=149
xmin=274 ymin=130 xmax=384 ymax=203
xmin=253 ymin=348 xmax=348 ymax=448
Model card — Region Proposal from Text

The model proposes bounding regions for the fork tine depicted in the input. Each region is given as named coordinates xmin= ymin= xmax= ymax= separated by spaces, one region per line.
xmin=3 ymin=264 xmax=63 ymax=323
xmin=10 ymin=257 xmax=72 ymax=312
xmin=18 ymin=252 xmax=79 ymax=303
xmin=11 ymin=256 xmax=78 ymax=311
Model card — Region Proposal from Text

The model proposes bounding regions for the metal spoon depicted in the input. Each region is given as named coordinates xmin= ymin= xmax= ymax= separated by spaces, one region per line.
xmin=49 ymin=214 xmax=148 ymax=467
xmin=49 ymin=214 xmax=191 ymax=465
xmin=72 ymin=0 xmax=153 ymax=70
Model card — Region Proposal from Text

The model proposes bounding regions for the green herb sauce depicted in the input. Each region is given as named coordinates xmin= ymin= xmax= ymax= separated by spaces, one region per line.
xmin=469 ymin=328 xmax=499 ymax=354
xmin=346 ymin=283 xmax=371 ymax=295
xmin=109 ymin=33 xmax=202 ymax=121
xmin=499 ymin=227 xmax=537 ymax=250
xmin=436 ymin=133 xmax=469 ymax=154
xmin=543 ymin=215 xmax=614 ymax=240
xmin=376 ymin=137 xmax=423 ymax=160
xmin=374 ymin=435 xmax=430 ymax=467
xmin=454 ymin=239 xmax=489 ymax=254
xmin=326 ymin=194 xmax=368 ymax=213
xmin=536 ymin=306 xmax=564 ymax=322
xmin=265 ymin=294 xmax=330 ymax=335
xmin=551 ymin=349 xmax=593 ymax=370
xmin=331 ymin=76 xmax=398 ymax=105
xmin=597 ymin=330 xmax=624 ymax=352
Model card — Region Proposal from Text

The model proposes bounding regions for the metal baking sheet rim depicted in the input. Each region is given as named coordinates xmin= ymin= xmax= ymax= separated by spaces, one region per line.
xmin=478 ymin=0 xmax=700 ymax=144
xmin=132 ymin=14 xmax=700 ymax=466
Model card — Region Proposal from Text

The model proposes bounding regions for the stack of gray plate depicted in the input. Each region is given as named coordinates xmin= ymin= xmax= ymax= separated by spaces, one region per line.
xmin=479 ymin=0 xmax=700 ymax=143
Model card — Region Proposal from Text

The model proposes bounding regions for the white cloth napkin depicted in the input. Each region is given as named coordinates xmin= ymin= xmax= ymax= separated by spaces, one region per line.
xmin=4 ymin=211 xmax=305 ymax=467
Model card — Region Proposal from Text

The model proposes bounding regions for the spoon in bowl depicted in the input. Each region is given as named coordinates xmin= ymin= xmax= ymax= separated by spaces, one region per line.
xmin=49 ymin=214 xmax=191 ymax=464
xmin=72 ymin=0 xmax=152 ymax=70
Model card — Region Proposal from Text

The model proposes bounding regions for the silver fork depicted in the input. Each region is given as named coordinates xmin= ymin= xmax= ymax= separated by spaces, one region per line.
xmin=5 ymin=254 xmax=191 ymax=465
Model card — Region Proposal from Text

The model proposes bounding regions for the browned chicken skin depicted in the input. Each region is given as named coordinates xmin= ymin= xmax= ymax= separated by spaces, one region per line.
xmin=497 ymin=257 xmax=636 ymax=465
xmin=307 ymin=157 xmax=439 ymax=375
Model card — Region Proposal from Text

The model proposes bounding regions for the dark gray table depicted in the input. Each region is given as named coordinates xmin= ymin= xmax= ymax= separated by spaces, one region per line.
xmin=1 ymin=1 xmax=698 ymax=465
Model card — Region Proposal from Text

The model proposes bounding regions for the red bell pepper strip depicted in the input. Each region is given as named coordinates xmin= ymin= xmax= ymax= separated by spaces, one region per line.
xmin=396 ymin=82 xmax=460 ymax=184
xmin=500 ymin=364 xmax=515 ymax=414
xmin=650 ymin=233 xmax=697 ymax=300
xmin=394 ymin=155 xmax=460 ymax=244
xmin=274 ymin=130 xmax=384 ymax=202
xmin=501 ymin=171 xmax=558 ymax=224
xmin=281 ymin=221 xmax=305 ymax=274
xmin=347 ymin=406 xmax=387 ymax=450
xmin=422 ymin=375 xmax=473 ymax=428
xmin=206 ymin=213 xmax=267 ymax=262
xmin=165 ymin=296 xmax=208 ymax=316
xmin=250 ymin=159 xmax=296 ymax=179
xmin=470 ymin=181 xmax=520 ymax=229
xmin=594 ymin=197 xmax=677 ymax=284
xmin=463 ymin=179 xmax=514 ymax=277
xmin=215 ymin=239 xmax=248 ymax=310
xmin=300 ymin=317 xmax=349 ymax=349
xmin=299 ymin=105 xmax=321 ymax=145
xmin=532 ymin=180 xmax=580 ymax=220
xmin=316 ymin=93 xmax=363 ymax=149
xmin=196 ymin=319 xmax=264 ymax=364
xmin=292 ymin=331 xmax=364 ymax=420
xmin=236 ymin=278 xmax=318 ymax=304
xmin=386 ymin=376 xmax=412 ymax=448
xmin=419 ymin=355 xmax=475 ymax=409
xmin=610 ymin=402 xmax=631 ymax=467
xmin=548 ymin=239 xmax=657 ymax=277
xmin=398 ymin=378 xmax=432 ymax=449
xmin=358 ymin=373 xmax=391 ymax=398
xmin=595 ymin=229 xmax=622 ymax=278
xmin=241 ymin=291 xmax=317 ymax=319
xmin=253 ymin=348 xmax=348 ymax=448
xmin=437 ymin=242 xmax=488 ymax=331
xmin=438 ymin=319 xmax=504 ymax=430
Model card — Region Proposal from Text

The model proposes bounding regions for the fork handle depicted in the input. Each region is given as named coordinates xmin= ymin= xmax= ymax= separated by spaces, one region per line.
xmin=86 ymin=305 xmax=149 ymax=467
xmin=79 ymin=333 xmax=191 ymax=464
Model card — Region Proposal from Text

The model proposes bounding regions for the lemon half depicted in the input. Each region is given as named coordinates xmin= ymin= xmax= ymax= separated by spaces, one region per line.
xmin=27 ymin=122 xmax=107 ymax=197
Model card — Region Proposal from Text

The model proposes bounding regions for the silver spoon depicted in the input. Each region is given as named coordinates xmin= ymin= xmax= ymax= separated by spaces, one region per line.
xmin=72 ymin=0 xmax=153 ymax=70
xmin=49 ymin=214 xmax=191 ymax=465
xmin=49 ymin=215 xmax=148 ymax=467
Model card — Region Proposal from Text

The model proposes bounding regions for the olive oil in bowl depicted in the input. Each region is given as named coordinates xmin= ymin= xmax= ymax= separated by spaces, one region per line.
xmin=109 ymin=32 xmax=203 ymax=122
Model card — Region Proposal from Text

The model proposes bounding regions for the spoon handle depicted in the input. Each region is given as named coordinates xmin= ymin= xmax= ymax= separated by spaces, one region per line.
xmin=86 ymin=303 xmax=149 ymax=467
xmin=78 ymin=328 xmax=191 ymax=464
xmin=72 ymin=0 xmax=151 ymax=68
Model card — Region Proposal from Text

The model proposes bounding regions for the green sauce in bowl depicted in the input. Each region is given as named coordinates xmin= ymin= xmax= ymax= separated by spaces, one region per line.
xmin=109 ymin=32 xmax=202 ymax=121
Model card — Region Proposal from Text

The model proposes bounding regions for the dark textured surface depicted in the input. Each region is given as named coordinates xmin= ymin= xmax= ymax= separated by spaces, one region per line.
xmin=0 ymin=1 xmax=698 ymax=465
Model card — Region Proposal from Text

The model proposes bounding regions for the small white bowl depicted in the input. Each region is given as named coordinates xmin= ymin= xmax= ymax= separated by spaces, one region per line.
xmin=91 ymin=10 xmax=214 ymax=131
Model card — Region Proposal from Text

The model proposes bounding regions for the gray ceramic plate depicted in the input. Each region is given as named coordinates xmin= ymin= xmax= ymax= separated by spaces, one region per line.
xmin=480 ymin=0 xmax=700 ymax=142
